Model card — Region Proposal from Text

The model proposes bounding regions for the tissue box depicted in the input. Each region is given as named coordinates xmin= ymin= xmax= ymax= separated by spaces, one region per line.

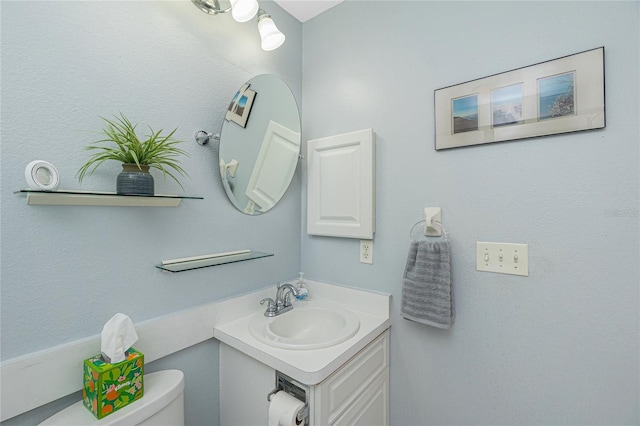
xmin=82 ymin=348 xmax=144 ymax=419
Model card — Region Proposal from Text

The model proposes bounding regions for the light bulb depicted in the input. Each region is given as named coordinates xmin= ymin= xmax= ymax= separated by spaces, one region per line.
xmin=230 ymin=0 xmax=259 ymax=22
xmin=258 ymin=15 xmax=285 ymax=51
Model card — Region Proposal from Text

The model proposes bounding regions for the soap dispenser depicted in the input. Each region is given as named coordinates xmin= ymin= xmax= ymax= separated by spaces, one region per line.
xmin=295 ymin=272 xmax=308 ymax=300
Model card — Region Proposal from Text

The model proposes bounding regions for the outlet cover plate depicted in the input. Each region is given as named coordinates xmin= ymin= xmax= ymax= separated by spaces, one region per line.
xmin=476 ymin=242 xmax=528 ymax=276
xmin=360 ymin=240 xmax=373 ymax=264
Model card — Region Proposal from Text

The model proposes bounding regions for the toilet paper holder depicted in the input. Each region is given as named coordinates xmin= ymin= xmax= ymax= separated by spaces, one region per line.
xmin=267 ymin=372 xmax=309 ymax=425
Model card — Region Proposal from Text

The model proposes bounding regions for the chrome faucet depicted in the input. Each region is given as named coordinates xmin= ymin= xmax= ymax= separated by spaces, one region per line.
xmin=260 ymin=282 xmax=300 ymax=317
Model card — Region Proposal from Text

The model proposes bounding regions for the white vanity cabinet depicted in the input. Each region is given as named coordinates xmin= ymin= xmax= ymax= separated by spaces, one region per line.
xmin=311 ymin=330 xmax=389 ymax=425
xmin=219 ymin=330 xmax=389 ymax=426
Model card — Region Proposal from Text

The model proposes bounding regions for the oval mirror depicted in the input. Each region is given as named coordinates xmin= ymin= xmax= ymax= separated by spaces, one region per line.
xmin=219 ymin=74 xmax=301 ymax=215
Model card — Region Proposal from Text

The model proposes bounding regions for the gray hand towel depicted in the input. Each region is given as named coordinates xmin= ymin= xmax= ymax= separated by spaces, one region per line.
xmin=401 ymin=240 xmax=454 ymax=329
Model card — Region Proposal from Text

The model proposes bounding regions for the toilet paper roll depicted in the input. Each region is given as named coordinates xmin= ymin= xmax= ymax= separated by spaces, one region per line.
xmin=268 ymin=391 xmax=305 ymax=426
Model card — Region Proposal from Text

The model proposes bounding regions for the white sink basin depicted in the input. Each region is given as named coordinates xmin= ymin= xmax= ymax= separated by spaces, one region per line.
xmin=249 ymin=301 xmax=360 ymax=350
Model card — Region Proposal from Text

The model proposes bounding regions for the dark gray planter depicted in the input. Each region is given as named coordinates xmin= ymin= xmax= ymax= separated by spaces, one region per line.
xmin=116 ymin=164 xmax=154 ymax=195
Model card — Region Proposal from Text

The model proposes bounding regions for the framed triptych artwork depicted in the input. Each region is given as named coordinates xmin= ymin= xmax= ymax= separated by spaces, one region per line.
xmin=434 ymin=47 xmax=605 ymax=150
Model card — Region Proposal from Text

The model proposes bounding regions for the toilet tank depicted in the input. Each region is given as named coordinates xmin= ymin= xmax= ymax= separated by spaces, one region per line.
xmin=39 ymin=369 xmax=185 ymax=426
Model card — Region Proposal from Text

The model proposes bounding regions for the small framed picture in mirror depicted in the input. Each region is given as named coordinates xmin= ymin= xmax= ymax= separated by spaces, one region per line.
xmin=225 ymin=85 xmax=256 ymax=128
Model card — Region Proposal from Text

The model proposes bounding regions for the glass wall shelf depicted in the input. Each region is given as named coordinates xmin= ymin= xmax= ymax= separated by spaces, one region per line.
xmin=155 ymin=251 xmax=274 ymax=272
xmin=15 ymin=189 xmax=203 ymax=207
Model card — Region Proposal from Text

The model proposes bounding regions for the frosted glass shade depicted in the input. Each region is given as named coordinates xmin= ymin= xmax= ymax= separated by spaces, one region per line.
xmin=230 ymin=0 xmax=259 ymax=22
xmin=258 ymin=16 xmax=285 ymax=51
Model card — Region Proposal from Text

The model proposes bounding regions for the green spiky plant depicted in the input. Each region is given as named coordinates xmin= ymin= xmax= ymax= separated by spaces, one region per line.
xmin=77 ymin=113 xmax=189 ymax=189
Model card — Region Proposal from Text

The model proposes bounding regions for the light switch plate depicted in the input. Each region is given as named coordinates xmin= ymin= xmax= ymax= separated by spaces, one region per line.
xmin=476 ymin=242 xmax=528 ymax=276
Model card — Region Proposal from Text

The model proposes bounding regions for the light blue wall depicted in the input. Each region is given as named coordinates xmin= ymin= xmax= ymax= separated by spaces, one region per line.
xmin=3 ymin=1 xmax=639 ymax=425
xmin=301 ymin=1 xmax=639 ymax=425
xmin=0 ymin=1 xmax=301 ymax=424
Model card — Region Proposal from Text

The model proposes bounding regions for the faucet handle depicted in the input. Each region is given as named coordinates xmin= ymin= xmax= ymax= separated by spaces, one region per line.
xmin=260 ymin=297 xmax=275 ymax=307
xmin=283 ymin=292 xmax=294 ymax=307
xmin=260 ymin=297 xmax=277 ymax=317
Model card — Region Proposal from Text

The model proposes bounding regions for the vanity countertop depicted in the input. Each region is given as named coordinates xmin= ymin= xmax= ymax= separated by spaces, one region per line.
xmin=213 ymin=280 xmax=391 ymax=385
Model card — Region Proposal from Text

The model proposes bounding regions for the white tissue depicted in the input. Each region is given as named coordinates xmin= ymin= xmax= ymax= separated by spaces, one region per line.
xmin=100 ymin=313 xmax=138 ymax=364
xmin=268 ymin=391 xmax=305 ymax=426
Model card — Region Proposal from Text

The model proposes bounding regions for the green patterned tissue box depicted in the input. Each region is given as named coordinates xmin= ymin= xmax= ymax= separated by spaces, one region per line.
xmin=82 ymin=348 xmax=144 ymax=419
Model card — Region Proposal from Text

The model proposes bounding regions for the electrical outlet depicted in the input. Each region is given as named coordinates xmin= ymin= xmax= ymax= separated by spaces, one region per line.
xmin=360 ymin=240 xmax=373 ymax=264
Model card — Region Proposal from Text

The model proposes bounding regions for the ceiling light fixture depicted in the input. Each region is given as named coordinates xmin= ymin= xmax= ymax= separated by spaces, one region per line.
xmin=191 ymin=0 xmax=285 ymax=51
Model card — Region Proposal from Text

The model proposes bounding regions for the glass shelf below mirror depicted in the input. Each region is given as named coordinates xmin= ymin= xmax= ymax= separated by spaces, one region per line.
xmin=15 ymin=189 xmax=203 ymax=207
xmin=155 ymin=250 xmax=274 ymax=272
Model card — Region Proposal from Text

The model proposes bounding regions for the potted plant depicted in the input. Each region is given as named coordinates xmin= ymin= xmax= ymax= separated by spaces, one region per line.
xmin=77 ymin=113 xmax=189 ymax=195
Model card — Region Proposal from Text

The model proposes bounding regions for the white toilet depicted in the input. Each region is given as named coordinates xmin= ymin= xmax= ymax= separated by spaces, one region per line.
xmin=39 ymin=369 xmax=185 ymax=426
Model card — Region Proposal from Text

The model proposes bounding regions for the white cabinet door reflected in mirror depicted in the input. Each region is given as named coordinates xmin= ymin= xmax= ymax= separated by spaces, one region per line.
xmin=244 ymin=120 xmax=301 ymax=214
xmin=219 ymin=75 xmax=301 ymax=215
xmin=307 ymin=129 xmax=376 ymax=239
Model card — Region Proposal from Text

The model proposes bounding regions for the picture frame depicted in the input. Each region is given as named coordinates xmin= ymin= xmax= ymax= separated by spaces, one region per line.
xmin=434 ymin=47 xmax=605 ymax=150
xmin=225 ymin=84 xmax=257 ymax=128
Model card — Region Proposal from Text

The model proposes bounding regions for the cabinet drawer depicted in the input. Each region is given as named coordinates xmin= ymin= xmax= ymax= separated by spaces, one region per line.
xmin=317 ymin=330 xmax=389 ymax=423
